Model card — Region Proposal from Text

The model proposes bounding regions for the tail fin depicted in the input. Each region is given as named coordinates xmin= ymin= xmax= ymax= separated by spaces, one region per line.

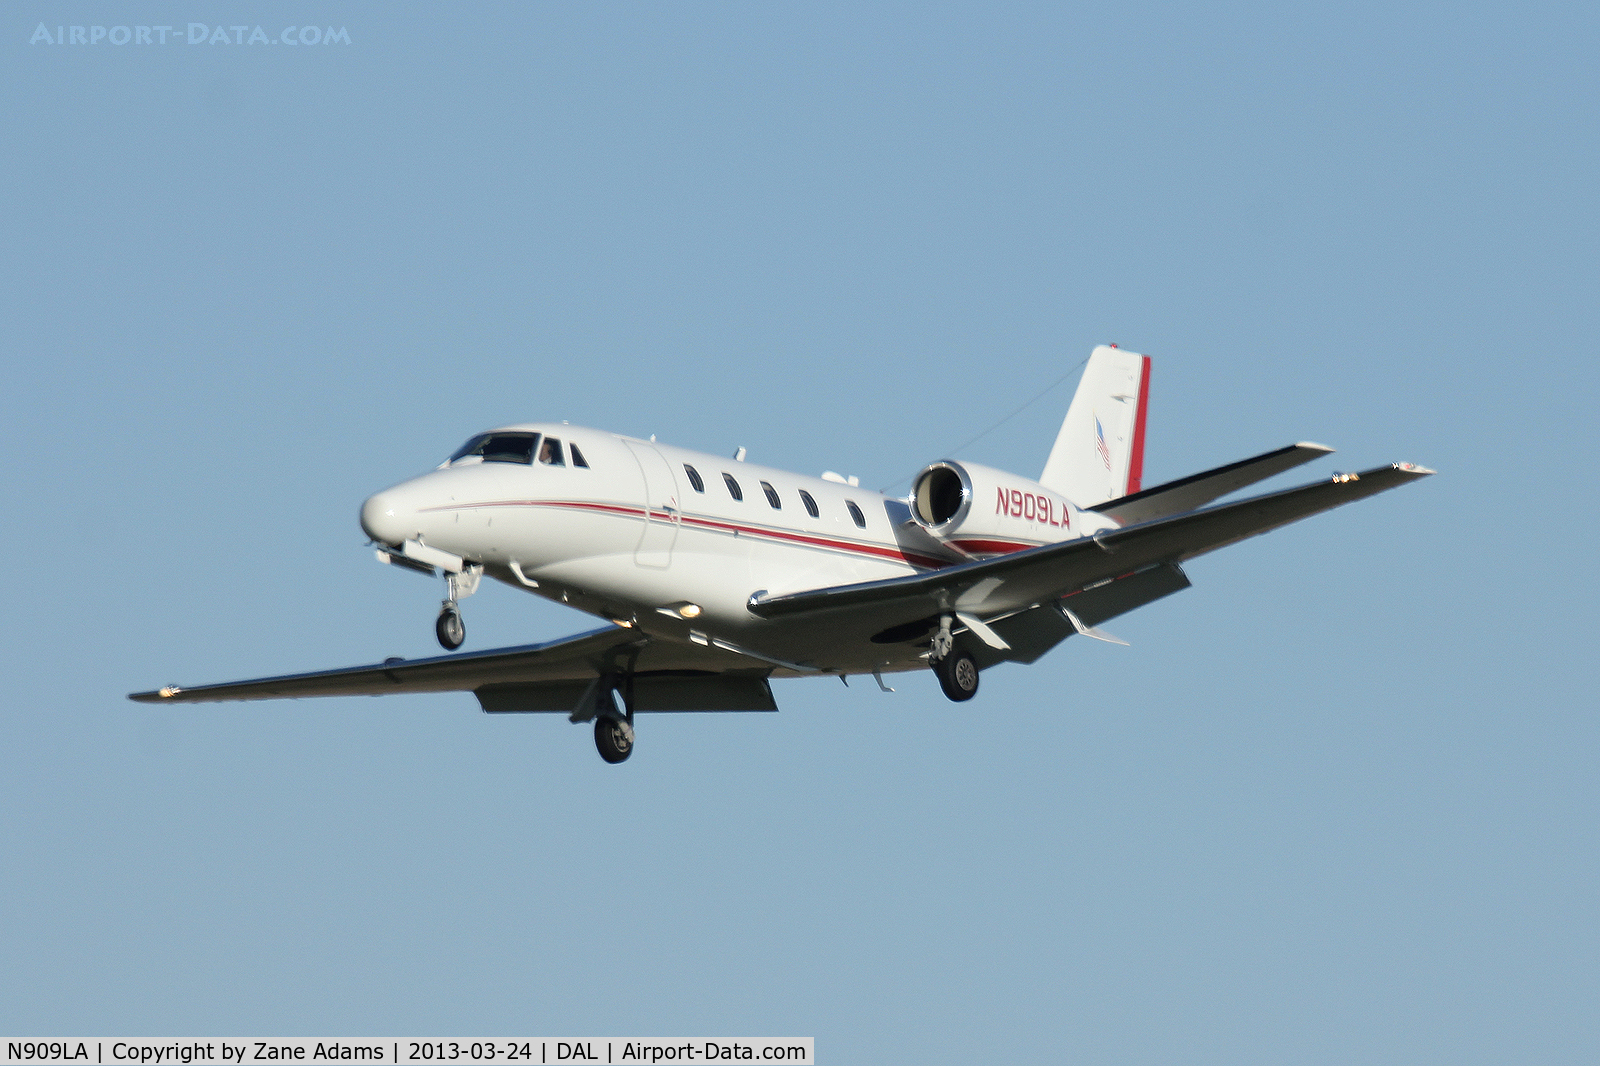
xmin=1038 ymin=345 xmax=1151 ymax=507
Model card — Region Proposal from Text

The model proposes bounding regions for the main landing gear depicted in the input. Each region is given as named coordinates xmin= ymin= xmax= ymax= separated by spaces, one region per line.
xmin=591 ymin=674 xmax=636 ymax=764
xmin=929 ymin=615 xmax=979 ymax=702
xmin=595 ymin=715 xmax=635 ymax=764
xmin=434 ymin=564 xmax=482 ymax=650
xmin=935 ymin=649 xmax=980 ymax=701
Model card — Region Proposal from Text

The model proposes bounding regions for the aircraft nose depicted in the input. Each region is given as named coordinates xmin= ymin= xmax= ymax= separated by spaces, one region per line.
xmin=361 ymin=492 xmax=409 ymax=546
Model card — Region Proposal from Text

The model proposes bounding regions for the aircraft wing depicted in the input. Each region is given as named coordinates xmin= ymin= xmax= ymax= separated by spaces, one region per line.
xmin=129 ymin=624 xmax=779 ymax=713
xmin=748 ymin=462 xmax=1433 ymax=626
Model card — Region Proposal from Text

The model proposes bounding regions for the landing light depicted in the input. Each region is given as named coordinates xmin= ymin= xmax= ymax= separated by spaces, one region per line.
xmin=678 ymin=603 xmax=702 ymax=619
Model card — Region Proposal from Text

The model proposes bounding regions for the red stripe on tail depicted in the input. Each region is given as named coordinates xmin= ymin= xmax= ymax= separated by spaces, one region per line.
xmin=1126 ymin=355 xmax=1151 ymax=495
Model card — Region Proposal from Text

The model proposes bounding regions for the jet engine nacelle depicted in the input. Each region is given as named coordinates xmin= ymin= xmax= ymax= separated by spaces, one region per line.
xmin=910 ymin=460 xmax=1103 ymax=557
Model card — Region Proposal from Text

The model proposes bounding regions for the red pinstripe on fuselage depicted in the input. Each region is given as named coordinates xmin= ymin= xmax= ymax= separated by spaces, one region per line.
xmin=946 ymin=536 xmax=1044 ymax=556
xmin=421 ymin=497 xmax=959 ymax=570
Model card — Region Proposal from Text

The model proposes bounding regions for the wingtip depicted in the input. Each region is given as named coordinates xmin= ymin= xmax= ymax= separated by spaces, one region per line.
xmin=1294 ymin=441 xmax=1336 ymax=454
xmin=1394 ymin=462 xmax=1436 ymax=476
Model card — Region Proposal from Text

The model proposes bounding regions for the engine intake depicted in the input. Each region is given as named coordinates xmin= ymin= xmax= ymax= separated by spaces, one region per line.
xmin=909 ymin=460 xmax=1092 ymax=557
xmin=913 ymin=462 xmax=972 ymax=530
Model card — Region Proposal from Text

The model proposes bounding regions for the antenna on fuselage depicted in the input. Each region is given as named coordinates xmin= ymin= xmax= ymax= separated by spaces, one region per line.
xmin=734 ymin=447 xmax=747 ymax=461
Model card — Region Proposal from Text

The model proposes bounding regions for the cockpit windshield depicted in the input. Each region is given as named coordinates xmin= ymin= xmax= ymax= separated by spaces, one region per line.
xmin=449 ymin=432 xmax=539 ymax=465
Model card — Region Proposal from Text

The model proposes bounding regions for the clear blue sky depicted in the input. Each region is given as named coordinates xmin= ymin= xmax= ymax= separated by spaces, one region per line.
xmin=3 ymin=3 xmax=1596 ymax=1062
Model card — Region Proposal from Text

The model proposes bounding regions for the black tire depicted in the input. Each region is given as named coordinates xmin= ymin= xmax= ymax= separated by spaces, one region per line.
xmin=435 ymin=608 xmax=465 ymax=650
xmin=595 ymin=716 xmax=634 ymax=764
xmin=935 ymin=649 xmax=979 ymax=702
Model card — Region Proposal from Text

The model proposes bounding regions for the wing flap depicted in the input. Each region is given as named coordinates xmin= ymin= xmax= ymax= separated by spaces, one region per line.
xmin=477 ymin=673 xmax=778 ymax=714
xmin=977 ymin=562 xmax=1192 ymax=666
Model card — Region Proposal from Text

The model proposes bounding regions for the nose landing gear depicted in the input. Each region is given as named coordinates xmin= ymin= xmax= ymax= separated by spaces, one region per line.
xmin=436 ymin=606 xmax=465 ymax=650
xmin=434 ymin=564 xmax=482 ymax=650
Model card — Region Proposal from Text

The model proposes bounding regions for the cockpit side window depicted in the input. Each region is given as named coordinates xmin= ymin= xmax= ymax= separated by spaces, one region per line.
xmin=450 ymin=432 xmax=538 ymax=465
xmin=538 ymin=437 xmax=566 ymax=466
xmin=570 ymin=444 xmax=589 ymax=468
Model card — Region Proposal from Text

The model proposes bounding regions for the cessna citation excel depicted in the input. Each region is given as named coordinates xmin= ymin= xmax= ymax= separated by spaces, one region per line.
xmin=132 ymin=347 xmax=1433 ymax=763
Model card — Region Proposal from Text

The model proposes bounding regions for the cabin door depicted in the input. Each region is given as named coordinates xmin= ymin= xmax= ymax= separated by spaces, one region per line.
xmin=623 ymin=440 xmax=681 ymax=569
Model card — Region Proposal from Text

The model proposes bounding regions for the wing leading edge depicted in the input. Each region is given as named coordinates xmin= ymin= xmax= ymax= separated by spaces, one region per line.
xmin=128 ymin=626 xmax=645 ymax=703
xmin=128 ymin=625 xmax=777 ymax=712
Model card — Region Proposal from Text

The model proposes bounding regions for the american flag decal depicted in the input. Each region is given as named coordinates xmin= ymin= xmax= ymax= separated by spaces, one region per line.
xmin=1095 ymin=415 xmax=1112 ymax=470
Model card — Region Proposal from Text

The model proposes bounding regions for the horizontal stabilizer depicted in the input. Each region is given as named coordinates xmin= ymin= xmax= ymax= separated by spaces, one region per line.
xmin=1092 ymin=442 xmax=1334 ymax=526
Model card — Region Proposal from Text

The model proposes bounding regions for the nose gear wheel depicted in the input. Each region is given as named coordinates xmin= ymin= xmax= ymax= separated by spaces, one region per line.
xmin=435 ymin=606 xmax=465 ymax=650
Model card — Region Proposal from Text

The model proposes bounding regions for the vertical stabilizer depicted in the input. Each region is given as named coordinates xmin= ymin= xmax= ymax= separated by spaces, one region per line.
xmin=1038 ymin=345 xmax=1150 ymax=506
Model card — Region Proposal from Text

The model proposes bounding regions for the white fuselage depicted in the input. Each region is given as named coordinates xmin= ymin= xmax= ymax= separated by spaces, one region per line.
xmin=359 ymin=423 xmax=1113 ymax=674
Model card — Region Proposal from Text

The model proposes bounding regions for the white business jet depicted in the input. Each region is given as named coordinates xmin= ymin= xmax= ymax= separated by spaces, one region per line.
xmin=132 ymin=347 xmax=1432 ymax=763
